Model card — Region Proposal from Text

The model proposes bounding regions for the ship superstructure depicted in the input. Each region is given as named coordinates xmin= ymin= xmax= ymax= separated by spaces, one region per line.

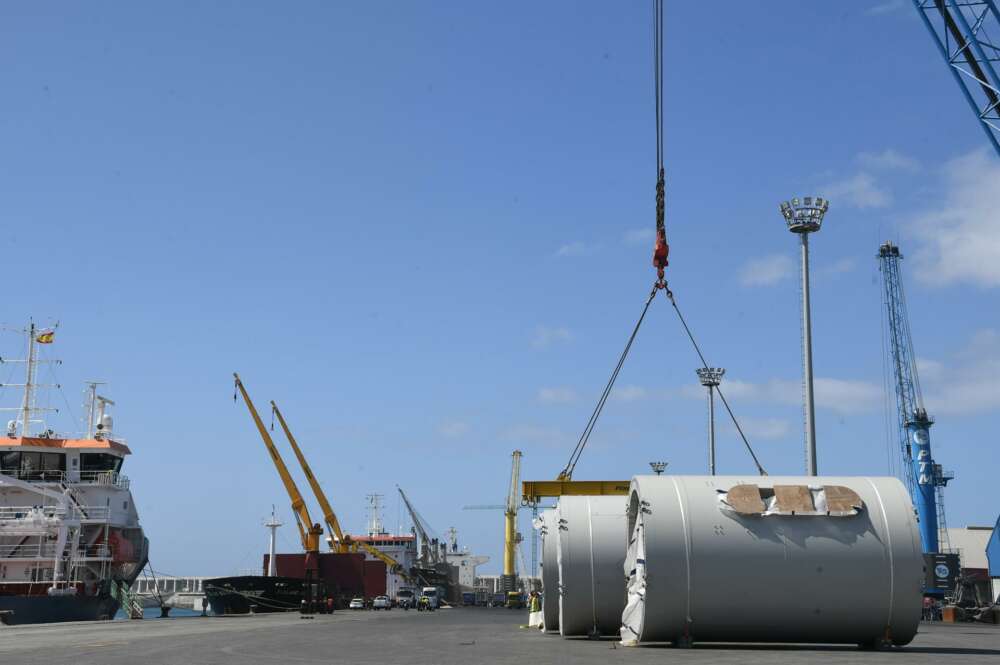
xmin=0 ymin=324 xmax=147 ymax=624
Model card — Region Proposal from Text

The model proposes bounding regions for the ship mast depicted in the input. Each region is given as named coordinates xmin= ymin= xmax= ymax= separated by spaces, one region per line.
xmin=18 ymin=323 xmax=38 ymax=437
xmin=1 ymin=321 xmax=61 ymax=437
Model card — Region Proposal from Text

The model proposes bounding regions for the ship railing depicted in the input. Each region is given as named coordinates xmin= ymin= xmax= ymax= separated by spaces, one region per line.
xmin=0 ymin=468 xmax=70 ymax=483
xmin=0 ymin=542 xmax=114 ymax=560
xmin=78 ymin=470 xmax=131 ymax=489
xmin=0 ymin=469 xmax=130 ymax=490
xmin=0 ymin=504 xmax=111 ymax=522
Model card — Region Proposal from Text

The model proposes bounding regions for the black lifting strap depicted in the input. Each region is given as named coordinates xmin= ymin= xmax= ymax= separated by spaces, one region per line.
xmin=559 ymin=284 xmax=659 ymax=480
xmin=662 ymin=286 xmax=768 ymax=476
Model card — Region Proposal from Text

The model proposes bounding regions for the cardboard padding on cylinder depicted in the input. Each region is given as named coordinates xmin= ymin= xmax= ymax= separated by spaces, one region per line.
xmin=556 ymin=495 xmax=627 ymax=637
xmin=622 ymin=475 xmax=923 ymax=647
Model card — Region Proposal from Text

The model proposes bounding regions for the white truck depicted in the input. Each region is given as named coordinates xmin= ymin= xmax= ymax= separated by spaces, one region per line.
xmin=417 ymin=586 xmax=440 ymax=610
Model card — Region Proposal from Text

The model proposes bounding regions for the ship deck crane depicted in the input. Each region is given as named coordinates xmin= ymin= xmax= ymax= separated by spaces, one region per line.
xmin=397 ymin=486 xmax=440 ymax=565
xmin=877 ymin=243 xmax=953 ymax=558
xmin=233 ymin=373 xmax=323 ymax=556
xmin=269 ymin=401 xmax=419 ymax=583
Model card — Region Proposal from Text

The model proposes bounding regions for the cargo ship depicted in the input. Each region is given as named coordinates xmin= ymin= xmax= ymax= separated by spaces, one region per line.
xmin=0 ymin=324 xmax=148 ymax=624
xmin=203 ymin=575 xmax=327 ymax=614
xmin=204 ymin=509 xmax=386 ymax=615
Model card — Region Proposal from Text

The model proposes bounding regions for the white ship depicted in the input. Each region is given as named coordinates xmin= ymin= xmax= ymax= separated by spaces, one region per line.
xmin=0 ymin=323 xmax=147 ymax=624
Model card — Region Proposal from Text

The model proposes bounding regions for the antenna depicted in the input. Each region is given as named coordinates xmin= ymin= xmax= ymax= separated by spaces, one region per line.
xmin=366 ymin=493 xmax=385 ymax=537
xmin=84 ymin=382 xmax=106 ymax=438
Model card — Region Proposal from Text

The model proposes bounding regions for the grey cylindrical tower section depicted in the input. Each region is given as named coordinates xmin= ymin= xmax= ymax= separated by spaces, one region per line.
xmin=621 ymin=475 xmax=922 ymax=647
xmin=537 ymin=509 xmax=559 ymax=632
xmin=556 ymin=495 xmax=627 ymax=637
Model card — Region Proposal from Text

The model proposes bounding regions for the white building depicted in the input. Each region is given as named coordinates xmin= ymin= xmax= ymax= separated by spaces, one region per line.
xmin=947 ymin=525 xmax=1000 ymax=603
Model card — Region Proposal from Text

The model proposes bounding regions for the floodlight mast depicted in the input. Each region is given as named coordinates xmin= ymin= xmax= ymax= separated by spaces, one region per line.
xmin=779 ymin=196 xmax=829 ymax=476
xmin=696 ymin=367 xmax=725 ymax=475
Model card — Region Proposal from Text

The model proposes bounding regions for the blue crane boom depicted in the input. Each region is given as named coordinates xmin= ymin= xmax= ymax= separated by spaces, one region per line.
xmin=913 ymin=0 xmax=1000 ymax=156
xmin=878 ymin=242 xmax=953 ymax=555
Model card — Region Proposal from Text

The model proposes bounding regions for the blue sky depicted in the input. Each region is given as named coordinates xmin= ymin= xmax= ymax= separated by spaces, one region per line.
xmin=1 ymin=1 xmax=997 ymax=576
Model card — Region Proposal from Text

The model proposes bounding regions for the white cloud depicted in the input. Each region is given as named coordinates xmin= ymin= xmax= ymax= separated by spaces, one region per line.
xmin=911 ymin=149 xmax=1000 ymax=287
xmin=915 ymin=357 xmax=945 ymax=382
xmin=683 ymin=376 xmax=881 ymax=415
xmin=555 ymin=241 xmax=598 ymax=258
xmin=531 ymin=325 xmax=572 ymax=349
xmin=858 ymin=148 xmax=919 ymax=172
xmin=866 ymin=0 xmax=905 ymax=15
xmin=612 ymin=384 xmax=647 ymax=402
xmin=437 ymin=420 xmax=469 ymax=438
xmin=921 ymin=329 xmax=1000 ymax=416
xmin=537 ymin=387 xmax=578 ymax=404
xmin=623 ymin=228 xmax=653 ymax=245
xmin=813 ymin=378 xmax=883 ymax=414
xmin=821 ymin=172 xmax=892 ymax=209
xmin=739 ymin=254 xmax=795 ymax=287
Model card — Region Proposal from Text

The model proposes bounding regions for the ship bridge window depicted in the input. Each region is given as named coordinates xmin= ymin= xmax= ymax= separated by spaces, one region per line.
xmin=0 ymin=451 xmax=19 ymax=475
xmin=80 ymin=453 xmax=122 ymax=474
xmin=0 ymin=451 xmax=65 ymax=480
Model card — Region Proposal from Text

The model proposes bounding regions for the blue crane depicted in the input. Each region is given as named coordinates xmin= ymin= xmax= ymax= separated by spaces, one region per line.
xmin=878 ymin=242 xmax=953 ymax=556
xmin=913 ymin=0 xmax=1000 ymax=156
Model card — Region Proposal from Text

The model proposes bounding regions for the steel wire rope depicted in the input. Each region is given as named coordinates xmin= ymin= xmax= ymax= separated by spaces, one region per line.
xmin=662 ymin=288 xmax=767 ymax=476
xmin=654 ymin=0 xmax=663 ymax=175
xmin=559 ymin=286 xmax=658 ymax=479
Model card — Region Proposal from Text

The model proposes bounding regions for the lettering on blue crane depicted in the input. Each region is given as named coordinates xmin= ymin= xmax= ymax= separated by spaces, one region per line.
xmin=916 ymin=448 xmax=931 ymax=485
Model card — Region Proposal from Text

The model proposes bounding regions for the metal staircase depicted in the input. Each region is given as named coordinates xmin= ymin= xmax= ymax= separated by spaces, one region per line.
xmin=112 ymin=580 xmax=144 ymax=619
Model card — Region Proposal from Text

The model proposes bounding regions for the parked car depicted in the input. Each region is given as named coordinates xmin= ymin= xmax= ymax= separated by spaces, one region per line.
xmin=372 ymin=595 xmax=391 ymax=610
xmin=349 ymin=597 xmax=365 ymax=610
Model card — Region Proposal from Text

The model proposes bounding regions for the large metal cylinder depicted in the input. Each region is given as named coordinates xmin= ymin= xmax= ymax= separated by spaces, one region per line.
xmin=622 ymin=475 xmax=923 ymax=647
xmin=534 ymin=509 xmax=560 ymax=632
xmin=556 ymin=495 xmax=627 ymax=637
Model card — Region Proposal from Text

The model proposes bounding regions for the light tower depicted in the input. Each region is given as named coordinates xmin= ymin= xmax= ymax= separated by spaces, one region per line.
xmin=696 ymin=367 xmax=725 ymax=475
xmin=779 ymin=196 xmax=829 ymax=476
xmin=649 ymin=461 xmax=668 ymax=476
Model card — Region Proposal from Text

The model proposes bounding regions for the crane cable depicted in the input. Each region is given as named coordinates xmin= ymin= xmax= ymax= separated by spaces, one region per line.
xmin=558 ymin=284 xmax=659 ymax=480
xmin=661 ymin=286 xmax=768 ymax=476
xmin=559 ymin=0 xmax=765 ymax=479
xmin=651 ymin=0 xmax=669 ymax=284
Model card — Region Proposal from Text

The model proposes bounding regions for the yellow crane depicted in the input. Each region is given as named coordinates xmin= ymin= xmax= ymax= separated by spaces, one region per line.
xmin=502 ymin=450 xmax=522 ymax=588
xmin=233 ymin=373 xmax=323 ymax=555
xmin=269 ymin=400 xmax=417 ymax=582
xmin=269 ymin=401 xmax=349 ymax=553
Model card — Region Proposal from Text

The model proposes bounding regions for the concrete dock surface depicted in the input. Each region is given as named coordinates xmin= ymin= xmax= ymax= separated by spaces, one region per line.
xmin=1 ymin=608 xmax=998 ymax=664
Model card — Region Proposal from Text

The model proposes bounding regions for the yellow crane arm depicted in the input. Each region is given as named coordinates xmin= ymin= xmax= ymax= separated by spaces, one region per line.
xmin=268 ymin=401 xmax=415 ymax=581
xmin=270 ymin=401 xmax=348 ymax=550
xmin=356 ymin=541 xmax=408 ymax=577
xmin=233 ymin=373 xmax=322 ymax=553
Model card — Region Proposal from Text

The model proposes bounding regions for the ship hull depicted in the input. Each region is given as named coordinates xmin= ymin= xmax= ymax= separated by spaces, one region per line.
xmin=204 ymin=576 xmax=327 ymax=615
xmin=0 ymin=593 xmax=119 ymax=625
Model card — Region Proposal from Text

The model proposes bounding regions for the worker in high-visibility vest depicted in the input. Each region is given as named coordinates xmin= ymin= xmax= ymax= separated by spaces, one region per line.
xmin=528 ymin=592 xmax=540 ymax=614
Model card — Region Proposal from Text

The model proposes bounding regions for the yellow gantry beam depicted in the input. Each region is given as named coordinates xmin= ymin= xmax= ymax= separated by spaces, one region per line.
xmin=521 ymin=480 xmax=630 ymax=504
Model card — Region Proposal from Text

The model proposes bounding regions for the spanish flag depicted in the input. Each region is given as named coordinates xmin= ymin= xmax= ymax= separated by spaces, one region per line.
xmin=36 ymin=329 xmax=55 ymax=344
